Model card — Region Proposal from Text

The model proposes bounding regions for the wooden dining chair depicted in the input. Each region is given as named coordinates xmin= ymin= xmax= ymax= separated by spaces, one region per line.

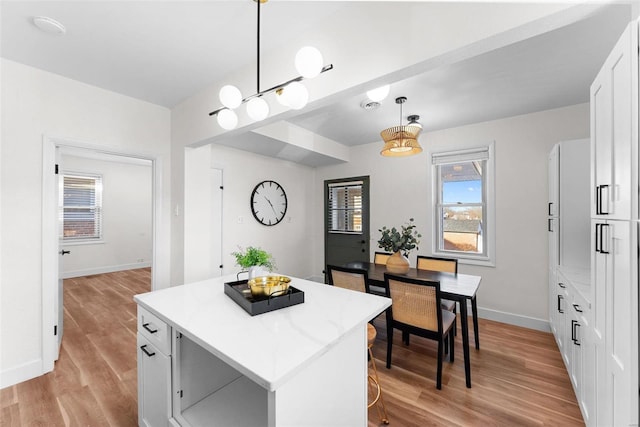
xmin=327 ymin=264 xmax=390 ymax=423
xmin=373 ymin=251 xmax=392 ymax=265
xmin=326 ymin=264 xmax=370 ymax=293
xmin=416 ymin=255 xmax=458 ymax=340
xmin=416 ymin=255 xmax=480 ymax=349
xmin=383 ymin=273 xmax=455 ymax=389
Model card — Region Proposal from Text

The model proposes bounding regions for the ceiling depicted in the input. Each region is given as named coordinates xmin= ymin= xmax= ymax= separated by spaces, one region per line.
xmin=0 ymin=1 xmax=634 ymax=159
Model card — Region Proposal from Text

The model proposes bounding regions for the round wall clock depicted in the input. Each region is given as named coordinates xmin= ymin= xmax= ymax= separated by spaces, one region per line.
xmin=250 ymin=180 xmax=288 ymax=226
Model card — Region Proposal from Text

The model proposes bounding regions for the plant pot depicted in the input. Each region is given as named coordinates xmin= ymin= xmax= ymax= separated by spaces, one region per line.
xmin=386 ymin=251 xmax=410 ymax=274
xmin=248 ymin=265 xmax=270 ymax=280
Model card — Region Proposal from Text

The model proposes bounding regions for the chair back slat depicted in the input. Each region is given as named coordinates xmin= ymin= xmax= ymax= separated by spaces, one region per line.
xmin=374 ymin=252 xmax=391 ymax=265
xmin=416 ymin=256 xmax=458 ymax=274
xmin=331 ymin=269 xmax=367 ymax=293
xmin=388 ymin=278 xmax=439 ymax=332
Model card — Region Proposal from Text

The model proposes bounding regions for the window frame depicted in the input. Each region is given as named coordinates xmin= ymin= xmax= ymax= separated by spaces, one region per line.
xmin=431 ymin=144 xmax=495 ymax=266
xmin=327 ymin=180 xmax=364 ymax=235
xmin=60 ymin=171 xmax=104 ymax=244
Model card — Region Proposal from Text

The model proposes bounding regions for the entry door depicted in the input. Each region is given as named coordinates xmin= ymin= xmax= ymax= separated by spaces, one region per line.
xmin=324 ymin=177 xmax=370 ymax=279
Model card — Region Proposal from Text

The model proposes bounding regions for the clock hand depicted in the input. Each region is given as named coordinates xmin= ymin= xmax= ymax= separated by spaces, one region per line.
xmin=264 ymin=196 xmax=277 ymax=214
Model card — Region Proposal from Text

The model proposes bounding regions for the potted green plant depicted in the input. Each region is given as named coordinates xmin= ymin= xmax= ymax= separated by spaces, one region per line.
xmin=377 ymin=218 xmax=421 ymax=273
xmin=231 ymin=246 xmax=276 ymax=279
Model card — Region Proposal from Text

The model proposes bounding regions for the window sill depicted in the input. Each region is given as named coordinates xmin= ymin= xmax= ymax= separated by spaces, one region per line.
xmin=62 ymin=239 xmax=105 ymax=246
xmin=433 ymin=251 xmax=495 ymax=268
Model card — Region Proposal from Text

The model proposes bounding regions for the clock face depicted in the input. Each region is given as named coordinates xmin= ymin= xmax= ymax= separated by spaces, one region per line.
xmin=250 ymin=180 xmax=288 ymax=226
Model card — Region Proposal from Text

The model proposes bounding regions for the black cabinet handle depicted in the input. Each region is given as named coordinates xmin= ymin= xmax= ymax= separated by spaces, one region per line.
xmin=571 ymin=320 xmax=581 ymax=346
xmin=557 ymin=294 xmax=564 ymax=313
xmin=548 ymin=202 xmax=553 ymax=216
xmin=142 ymin=323 xmax=158 ymax=334
xmin=573 ymin=303 xmax=583 ymax=313
xmin=558 ymin=282 xmax=566 ymax=289
xmin=598 ymin=184 xmax=610 ymax=215
xmin=140 ymin=344 xmax=156 ymax=357
xmin=595 ymin=223 xmax=601 ymax=253
xmin=548 ymin=218 xmax=553 ymax=232
xmin=600 ymin=223 xmax=610 ymax=254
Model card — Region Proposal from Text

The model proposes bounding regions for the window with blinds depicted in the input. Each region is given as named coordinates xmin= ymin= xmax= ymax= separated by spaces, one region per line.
xmin=61 ymin=173 xmax=103 ymax=241
xmin=431 ymin=145 xmax=495 ymax=265
xmin=328 ymin=181 xmax=363 ymax=233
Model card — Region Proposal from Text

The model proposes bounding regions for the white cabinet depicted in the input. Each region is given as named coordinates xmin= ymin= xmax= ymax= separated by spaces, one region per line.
xmin=589 ymin=18 xmax=639 ymax=427
xmin=590 ymin=20 xmax=638 ymax=221
xmin=550 ymin=269 xmax=594 ymax=426
xmin=137 ymin=307 xmax=172 ymax=427
xmin=592 ymin=219 xmax=638 ymax=427
xmin=548 ymin=138 xmax=592 ymax=425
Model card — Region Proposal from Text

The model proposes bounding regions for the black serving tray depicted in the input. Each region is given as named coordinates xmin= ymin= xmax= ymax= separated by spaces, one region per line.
xmin=224 ymin=280 xmax=305 ymax=316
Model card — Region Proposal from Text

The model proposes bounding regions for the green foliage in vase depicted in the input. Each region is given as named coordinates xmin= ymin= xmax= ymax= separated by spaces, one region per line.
xmin=377 ymin=218 xmax=422 ymax=257
xmin=231 ymin=246 xmax=276 ymax=271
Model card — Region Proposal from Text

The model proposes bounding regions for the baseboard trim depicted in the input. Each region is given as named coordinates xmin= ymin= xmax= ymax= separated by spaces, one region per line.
xmin=62 ymin=262 xmax=152 ymax=279
xmin=476 ymin=306 xmax=550 ymax=332
xmin=0 ymin=358 xmax=45 ymax=389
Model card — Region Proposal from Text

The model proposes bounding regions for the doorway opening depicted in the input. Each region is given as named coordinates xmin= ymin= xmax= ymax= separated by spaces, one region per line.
xmin=42 ymin=136 xmax=163 ymax=373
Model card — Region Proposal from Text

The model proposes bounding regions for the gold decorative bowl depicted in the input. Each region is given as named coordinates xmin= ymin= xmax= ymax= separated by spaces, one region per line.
xmin=247 ymin=276 xmax=291 ymax=299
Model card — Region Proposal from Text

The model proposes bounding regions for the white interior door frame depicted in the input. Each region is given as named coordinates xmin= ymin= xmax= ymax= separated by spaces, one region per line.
xmin=41 ymin=135 xmax=164 ymax=372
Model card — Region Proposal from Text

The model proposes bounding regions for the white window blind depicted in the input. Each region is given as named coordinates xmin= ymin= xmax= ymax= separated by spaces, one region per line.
xmin=328 ymin=180 xmax=363 ymax=233
xmin=61 ymin=173 xmax=103 ymax=241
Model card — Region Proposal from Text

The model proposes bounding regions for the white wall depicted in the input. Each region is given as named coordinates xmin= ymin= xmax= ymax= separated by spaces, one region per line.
xmin=207 ymin=144 xmax=315 ymax=280
xmin=0 ymin=59 xmax=171 ymax=387
xmin=60 ymin=154 xmax=153 ymax=278
xmin=313 ymin=103 xmax=590 ymax=330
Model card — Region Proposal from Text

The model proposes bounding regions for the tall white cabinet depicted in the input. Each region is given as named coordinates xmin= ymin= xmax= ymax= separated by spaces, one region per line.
xmin=589 ymin=18 xmax=639 ymax=427
xmin=550 ymin=18 xmax=640 ymax=427
xmin=548 ymin=139 xmax=593 ymax=424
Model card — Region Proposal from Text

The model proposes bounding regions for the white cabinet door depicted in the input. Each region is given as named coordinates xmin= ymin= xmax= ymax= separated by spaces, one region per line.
xmin=593 ymin=220 xmax=638 ymax=427
xmin=138 ymin=334 xmax=172 ymax=427
xmin=548 ymin=144 xmax=559 ymax=216
xmin=590 ymin=21 xmax=638 ymax=220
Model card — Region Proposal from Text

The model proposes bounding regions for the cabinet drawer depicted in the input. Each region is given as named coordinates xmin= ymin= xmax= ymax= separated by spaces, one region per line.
xmin=137 ymin=334 xmax=171 ymax=427
xmin=138 ymin=306 xmax=171 ymax=355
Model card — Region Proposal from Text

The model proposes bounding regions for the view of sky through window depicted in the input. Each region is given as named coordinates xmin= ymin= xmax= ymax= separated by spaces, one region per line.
xmin=443 ymin=180 xmax=482 ymax=204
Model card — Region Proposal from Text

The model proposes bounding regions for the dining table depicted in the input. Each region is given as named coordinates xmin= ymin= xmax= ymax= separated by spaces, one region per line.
xmin=345 ymin=261 xmax=481 ymax=388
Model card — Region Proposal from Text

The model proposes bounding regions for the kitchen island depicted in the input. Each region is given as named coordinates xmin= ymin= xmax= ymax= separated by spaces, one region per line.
xmin=134 ymin=274 xmax=391 ymax=427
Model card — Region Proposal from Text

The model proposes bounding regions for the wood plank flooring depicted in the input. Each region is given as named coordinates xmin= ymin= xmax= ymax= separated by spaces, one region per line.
xmin=1 ymin=268 xmax=150 ymax=426
xmin=1 ymin=269 xmax=584 ymax=426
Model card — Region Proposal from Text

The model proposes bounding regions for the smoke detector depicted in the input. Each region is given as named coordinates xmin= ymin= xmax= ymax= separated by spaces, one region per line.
xmin=32 ymin=16 xmax=66 ymax=35
xmin=360 ymin=100 xmax=380 ymax=110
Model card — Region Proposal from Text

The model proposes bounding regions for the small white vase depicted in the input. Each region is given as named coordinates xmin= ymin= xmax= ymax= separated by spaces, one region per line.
xmin=248 ymin=265 xmax=269 ymax=280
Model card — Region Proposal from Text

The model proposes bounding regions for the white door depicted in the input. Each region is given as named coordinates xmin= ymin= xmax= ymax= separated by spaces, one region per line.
xmin=184 ymin=146 xmax=223 ymax=283
xmin=55 ymin=149 xmax=64 ymax=359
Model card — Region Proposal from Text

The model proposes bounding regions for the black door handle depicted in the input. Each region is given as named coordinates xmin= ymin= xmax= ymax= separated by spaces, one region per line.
xmin=59 ymin=250 xmax=70 ymax=255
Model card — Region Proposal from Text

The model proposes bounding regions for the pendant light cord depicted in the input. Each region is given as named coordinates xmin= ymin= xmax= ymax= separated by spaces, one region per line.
xmin=256 ymin=0 xmax=261 ymax=94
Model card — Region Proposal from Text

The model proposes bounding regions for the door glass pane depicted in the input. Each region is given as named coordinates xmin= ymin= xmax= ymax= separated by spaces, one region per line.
xmin=328 ymin=183 xmax=362 ymax=233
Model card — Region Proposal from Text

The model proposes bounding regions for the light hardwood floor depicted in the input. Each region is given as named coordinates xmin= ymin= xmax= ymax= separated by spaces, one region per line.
xmin=1 ymin=269 xmax=583 ymax=426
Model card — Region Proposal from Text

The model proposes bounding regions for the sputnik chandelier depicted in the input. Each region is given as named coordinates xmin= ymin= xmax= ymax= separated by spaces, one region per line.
xmin=209 ymin=0 xmax=334 ymax=130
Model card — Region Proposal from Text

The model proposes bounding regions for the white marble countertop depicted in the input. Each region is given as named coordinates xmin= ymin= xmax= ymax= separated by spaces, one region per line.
xmin=134 ymin=275 xmax=391 ymax=392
